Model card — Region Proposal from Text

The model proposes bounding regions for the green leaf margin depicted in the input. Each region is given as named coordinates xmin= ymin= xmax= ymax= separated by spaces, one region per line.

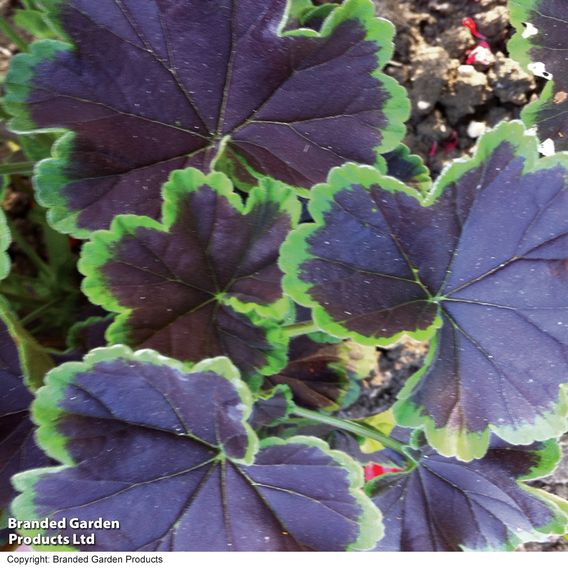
xmin=507 ymin=0 xmax=560 ymax=148
xmin=0 ymin=177 xmax=10 ymax=280
xmin=469 ymin=439 xmax=568 ymax=551
xmin=376 ymin=143 xmax=432 ymax=195
xmin=11 ymin=346 xmax=383 ymax=552
xmin=78 ymin=168 xmax=298 ymax=382
xmin=0 ymin=295 xmax=53 ymax=390
xmin=280 ymin=161 xmax=443 ymax=347
xmin=507 ymin=0 xmax=537 ymax=71
xmin=3 ymin=0 xmax=410 ymax=237
xmin=283 ymin=121 xmax=568 ymax=460
xmin=396 ymin=120 xmax=568 ymax=460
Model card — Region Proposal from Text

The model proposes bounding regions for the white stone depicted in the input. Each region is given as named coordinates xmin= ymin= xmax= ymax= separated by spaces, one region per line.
xmin=467 ymin=121 xmax=487 ymax=139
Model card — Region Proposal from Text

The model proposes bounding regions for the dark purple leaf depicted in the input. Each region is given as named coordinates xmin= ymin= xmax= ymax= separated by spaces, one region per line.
xmin=371 ymin=437 xmax=568 ymax=551
xmin=379 ymin=144 xmax=431 ymax=193
xmin=80 ymin=169 xmax=297 ymax=381
xmin=52 ymin=315 xmax=112 ymax=365
xmin=67 ymin=316 xmax=112 ymax=354
xmin=12 ymin=347 xmax=380 ymax=551
xmin=264 ymin=336 xmax=376 ymax=410
xmin=282 ymin=121 xmax=568 ymax=459
xmin=5 ymin=0 xmax=409 ymax=236
xmin=509 ymin=0 xmax=568 ymax=151
xmin=0 ymin=307 xmax=53 ymax=543
xmin=249 ymin=386 xmax=294 ymax=431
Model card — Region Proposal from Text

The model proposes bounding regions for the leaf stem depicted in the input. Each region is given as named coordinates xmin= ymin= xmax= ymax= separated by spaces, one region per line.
xmin=292 ymin=405 xmax=413 ymax=462
xmin=7 ymin=219 xmax=55 ymax=280
xmin=0 ymin=17 xmax=28 ymax=53
xmin=0 ymin=161 xmax=35 ymax=176
xmin=0 ymin=288 xmax=43 ymax=304
xmin=20 ymin=297 xmax=60 ymax=326
xmin=282 ymin=320 xmax=320 ymax=337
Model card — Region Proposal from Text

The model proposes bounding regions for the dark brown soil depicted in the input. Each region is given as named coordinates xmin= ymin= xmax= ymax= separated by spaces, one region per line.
xmin=346 ymin=338 xmax=429 ymax=417
xmin=377 ymin=0 xmax=542 ymax=176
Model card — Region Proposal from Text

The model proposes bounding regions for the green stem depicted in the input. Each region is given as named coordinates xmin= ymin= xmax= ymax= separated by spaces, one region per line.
xmin=282 ymin=320 xmax=320 ymax=338
xmin=0 ymin=17 xmax=28 ymax=52
xmin=0 ymin=161 xmax=35 ymax=176
xmin=21 ymin=297 xmax=60 ymax=326
xmin=7 ymin=219 xmax=55 ymax=280
xmin=0 ymin=288 xmax=44 ymax=304
xmin=293 ymin=406 xmax=413 ymax=462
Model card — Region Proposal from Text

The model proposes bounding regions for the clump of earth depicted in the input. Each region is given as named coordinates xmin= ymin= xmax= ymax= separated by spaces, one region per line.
xmin=376 ymin=0 xmax=541 ymax=176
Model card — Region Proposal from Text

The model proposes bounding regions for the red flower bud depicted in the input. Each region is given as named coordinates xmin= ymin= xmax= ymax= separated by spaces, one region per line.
xmin=364 ymin=463 xmax=403 ymax=482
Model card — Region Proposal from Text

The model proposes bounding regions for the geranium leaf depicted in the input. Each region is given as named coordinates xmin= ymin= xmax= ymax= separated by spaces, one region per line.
xmin=282 ymin=121 xmax=568 ymax=460
xmin=66 ymin=315 xmax=112 ymax=354
xmin=285 ymin=0 xmax=319 ymax=29
xmin=358 ymin=410 xmax=397 ymax=453
xmin=4 ymin=0 xmax=409 ymax=237
xmin=377 ymin=144 xmax=431 ymax=194
xmin=80 ymin=168 xmax=298 ymax=382
xmin=249 ymin=385 xmax=294 ymax=431
xmin=0 ymin=300 xmax=53 ymax=544
xmin=509 ymin=0 xmax=568 ymax=152
xmin=52 ymin=315 xmax=112 ymax=365
xmin=286 ymin=1 xmax=339 ymax=32
xmin=13 ymin=8 xmax=62 ymax=40
xmin=0 ymin=203 xmax=10 ymax=282
xmin=0 ymin=297 xmax=54 ymax=391
xmin=12 ymin=347 xmax=381 ymax=551
xmin=264 ymin=336 xmax=377 ymax=411
xmin=370 ymin=436 xmax=568 ymax=551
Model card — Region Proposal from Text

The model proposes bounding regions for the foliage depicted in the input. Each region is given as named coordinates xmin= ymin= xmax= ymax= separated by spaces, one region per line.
xmin=369 ymin=434 xmax=567 ymax=551
xmin=4 ymin=0 xmax=408 ymax=237
xmin=509 ymin=0 xmax=568 ymax=152
xmin=0 ymin=0 xmax=567 ymax=553
xmin=13 ymin=347 xmax=379 ymax=551
xmin=282 ymin=120 xmax=568 ymax=460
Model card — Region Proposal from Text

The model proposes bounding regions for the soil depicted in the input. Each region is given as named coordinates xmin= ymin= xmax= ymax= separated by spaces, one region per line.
xmin=376 ymin=0 xmax=542 ymax=177
xmin=0 ymin=0 xmax=567 ymax=552
xmin=347 ymin=338 xmax=429 ymax=417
